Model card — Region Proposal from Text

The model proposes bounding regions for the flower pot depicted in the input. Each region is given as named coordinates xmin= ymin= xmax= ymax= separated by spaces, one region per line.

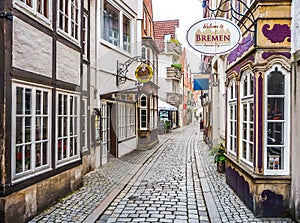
xmin=217 ymin=162 xmax=225 ymax=173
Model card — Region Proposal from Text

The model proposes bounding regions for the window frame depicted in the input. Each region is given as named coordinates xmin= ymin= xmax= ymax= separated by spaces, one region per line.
xmin=11 ymin=82 xmax=52 ymax=183
xmin=14 ymin=0 xmax=52 ymax=24
xmin=56 ymin=91 xmax=80 ymax=167
xmin=140 ymin=94 xmax=148 ymax=131
xmin=101 ymin=0 xmax=132 ymax=53
xmin=57 ymin=0 xmax=81 ymax=43
xmin=82 ymin=97 xmax=88 ymax=152
xmin=239 ymin=72 xmax=254 ymax=167
xmin=227 ymin=80 xmax=237 ymax=155
xmin=264 ymin=64 xmax=290 ymax=175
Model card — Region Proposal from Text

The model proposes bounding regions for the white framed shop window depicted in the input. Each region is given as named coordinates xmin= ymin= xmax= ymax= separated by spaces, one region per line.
xmin=118 ymin=102 xmax=126 ymax=140
xmin=240 ymin=72 xmax=254 ymax=167
xmin=227 ymin=80 xmax=237 ymax=155
xmin=56 ymin=91 xmax=80 ymax=166
xmin=11 ymin=82 xmax=52 ymax=182
xmin=82 ymin=97 xmax=88 ymax=152
xmin=126 ymin=104 xmax=135 ymax=137
xmin=264 ymin=64 xmax=290 ymax=175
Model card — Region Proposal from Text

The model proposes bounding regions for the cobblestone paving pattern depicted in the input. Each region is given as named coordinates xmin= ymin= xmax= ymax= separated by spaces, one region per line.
xmin=28 ymin=138 xmax=167 ymax=223
xmin=97 ymin=128 xmax=210 ymax=223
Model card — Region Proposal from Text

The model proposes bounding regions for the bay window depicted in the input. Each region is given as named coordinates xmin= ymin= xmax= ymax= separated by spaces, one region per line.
xmin=140 ymin=95 xmax=147 ymax=130
xmin=227 ymin=80 xmax=237 ymax=155
xmin=12 ymin=83 xmax=51 ymax=181
xmin=56 ymin=92 xmax=80 ymax=165
xmin=265 ymin=65 xmax=290 ymax=175
xmin=240 ymin=72 xmax=254 ymax=166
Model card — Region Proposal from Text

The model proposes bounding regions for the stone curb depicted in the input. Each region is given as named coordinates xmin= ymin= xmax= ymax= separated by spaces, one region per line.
xmin=194 ymin=137 xmax=222 ymax=223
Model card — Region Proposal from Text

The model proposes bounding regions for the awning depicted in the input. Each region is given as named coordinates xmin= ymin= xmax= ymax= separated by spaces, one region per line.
xmin=158 ymin=99 xmax=177 ymax=111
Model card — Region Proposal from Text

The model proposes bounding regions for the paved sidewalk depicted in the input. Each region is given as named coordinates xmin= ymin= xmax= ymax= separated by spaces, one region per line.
xmin=194 ymin=126 xmax=294 ymax=223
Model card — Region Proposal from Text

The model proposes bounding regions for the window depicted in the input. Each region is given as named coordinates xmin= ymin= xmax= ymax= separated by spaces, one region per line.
xmin=15 ymin=0 xmax=51 ymax=21
xmin=82 ymin=13 xmax=88 ymax=57
xmin=227 ymin=80 xmax=237 ymax=155
xmin=140 ymin=95 xmax=147 ymax=130
xmin=123 ymin=15 xmax=131 ymax=52
xmin=57 ymin=92 xmax=80 ymax=165
xmin=240 ymin=72 xmax=254 ymax=166
xmin=118 ymin=103 xmax=126 ymax=139
xmin=265 ymin=65 xmax=290 ymax=175
xmin=58 ymin=0 xmax=80 ymax=41
xmin=82 ymin=98 xmax=88 ymax=151
xmin=101 ymin=102 xmax=108 ymax=156
xmin=101 ymin=0 xmax=132 ymax=52
xmin=127 ymin=104 xmax=135 ymax=137
xmin=12 ymin=83 xmax=51 ymax=181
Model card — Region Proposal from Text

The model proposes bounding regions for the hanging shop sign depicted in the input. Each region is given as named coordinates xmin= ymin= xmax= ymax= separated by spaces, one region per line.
xmin=135 ymin=64 xmax=153 ymax=83
xmin=186 ymin=17 xmax=242 ymax=55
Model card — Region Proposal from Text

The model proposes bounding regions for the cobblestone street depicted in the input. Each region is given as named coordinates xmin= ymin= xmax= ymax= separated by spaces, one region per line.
xmin=30 ymin=123 xmax=295 ymax=223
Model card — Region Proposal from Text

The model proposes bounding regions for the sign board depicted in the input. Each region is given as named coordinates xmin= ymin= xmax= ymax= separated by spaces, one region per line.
xmin=135 ymin=64 xmax=153 ymax=83
xmin=186 ymin=17 xmax=242 ymax=55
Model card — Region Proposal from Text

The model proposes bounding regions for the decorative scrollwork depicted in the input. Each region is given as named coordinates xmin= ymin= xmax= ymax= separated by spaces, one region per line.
xmin=116 ymin=56 xmax=146 ymax=86
xmin=202 ymin=0 xmax=257 ymax=46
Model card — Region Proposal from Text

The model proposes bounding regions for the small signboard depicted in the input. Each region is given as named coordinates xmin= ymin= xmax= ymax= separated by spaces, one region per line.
xmin=135 ymin=64 xmax=153 ymax=83
xmin=186 ymin=17 xmax=242 ymax=55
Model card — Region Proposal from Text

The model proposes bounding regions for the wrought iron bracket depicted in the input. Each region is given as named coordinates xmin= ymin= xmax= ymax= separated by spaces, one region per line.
xmin=116 ymin=56 xmax=146 ymax=86
xmin=203 ymin=0 xmax=257 ymax=46
xmin=0 ymin=12 xmax=13 ymax=20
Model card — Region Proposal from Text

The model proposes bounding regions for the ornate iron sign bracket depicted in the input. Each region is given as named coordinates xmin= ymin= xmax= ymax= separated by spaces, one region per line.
xmin=203 ymin=0 xmax=257 ymax=46
xmin=116 ymin=56 xmax=146 ymax=86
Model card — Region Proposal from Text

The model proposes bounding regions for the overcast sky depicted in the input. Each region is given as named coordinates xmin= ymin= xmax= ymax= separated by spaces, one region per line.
xmin=152 ymin=0 xmax=204 ymax=71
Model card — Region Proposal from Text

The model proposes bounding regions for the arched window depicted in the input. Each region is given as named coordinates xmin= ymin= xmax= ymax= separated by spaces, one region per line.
xmin=265 ymin=65 xmax=290 ymax=175
xmin=140 ymin=94 xmax=147 ymax=130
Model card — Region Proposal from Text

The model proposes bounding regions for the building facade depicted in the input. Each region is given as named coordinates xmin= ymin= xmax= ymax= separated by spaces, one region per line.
xmin=290 ymin=0 xmax=300 ymax=221
xmin=207 ymin=0 xmax=292 ymax=217
xmin=0 ymin=0 xmax=91 ymax=222
xmin=154 ymin=19 xmax=182 ymax=129
xmin=0 ymin=0 xmax=159 ymax=221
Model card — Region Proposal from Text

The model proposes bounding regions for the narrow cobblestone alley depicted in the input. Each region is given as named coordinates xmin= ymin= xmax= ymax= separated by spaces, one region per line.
xmin=30 ymin=123 xmax=295 ymax=223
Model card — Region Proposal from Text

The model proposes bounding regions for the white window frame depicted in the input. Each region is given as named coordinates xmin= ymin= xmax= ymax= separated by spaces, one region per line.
xmin=82 ymin=12 xmax=88 ymax=58
xmin=264 ymin=64 xmax=290 ymax=175
xmin=101 ymin=0 xmax=132 ymax=53
xmin=126 ymin=104 xmax=136 ymax=137
xmin=118 ymin=102 xmax=126 ymax=140
xmin=14 ymin=0 xmax=52 ymax=23
xmin=239 ymin=72 xmax=254 ymax=167
xmin=82 ymin=97 xmax=88 ymax=152
xmin=11 ymin=82 xmax=52 ymax=182
xmin=56 ymin=91 xmax=80 ymax=167
xmin=140 ymin=94 xmax=147 ymax=130
xmin=227 ymin=80 xmax=237 ymax=155
xmin=101 ymin=102 xmax=108 ymax=156
xmin=57 ymin=0 xmax=81 ymax=42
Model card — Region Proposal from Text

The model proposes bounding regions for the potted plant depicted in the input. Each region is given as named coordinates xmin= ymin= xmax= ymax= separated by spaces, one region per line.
xmin=211 ymin=143 xmax=226 ymax=173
